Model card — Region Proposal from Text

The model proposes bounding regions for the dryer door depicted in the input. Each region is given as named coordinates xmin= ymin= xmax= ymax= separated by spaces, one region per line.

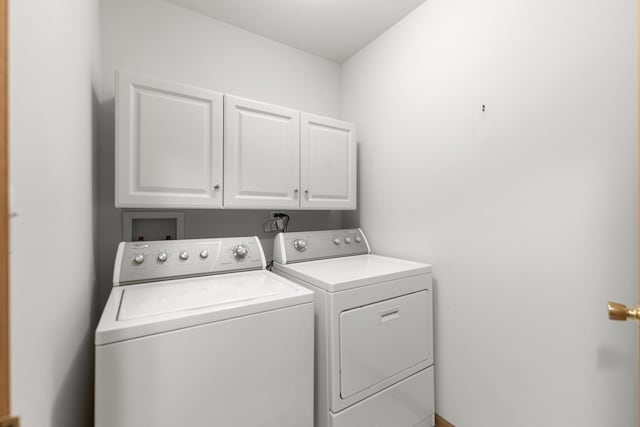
xmin=339 ymin=290 xmax=431 ymax=399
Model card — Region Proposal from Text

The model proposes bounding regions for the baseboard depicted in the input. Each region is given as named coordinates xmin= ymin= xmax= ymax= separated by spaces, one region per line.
xmin=435 ymin=414 xmax=455 ymax=427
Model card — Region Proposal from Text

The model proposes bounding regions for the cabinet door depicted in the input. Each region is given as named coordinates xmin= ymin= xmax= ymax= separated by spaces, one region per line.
xmin=224 ymin=96 xmax=300 ymax=209
xmin=300 ymin=113 xmax=356 ymax=210
xmin=116 ymin=72 xmax=223 ymax=208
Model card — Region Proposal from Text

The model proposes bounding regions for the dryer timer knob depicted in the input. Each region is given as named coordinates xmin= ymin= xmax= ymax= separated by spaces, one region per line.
xmin=233 ymin=245 xmax=249 ymax=259
xmin=293 ymin=239 xmax=307 ymax=251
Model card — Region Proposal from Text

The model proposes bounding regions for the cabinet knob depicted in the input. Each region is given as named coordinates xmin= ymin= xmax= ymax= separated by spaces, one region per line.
xmin=294 ymin=188 xmax=298 ymax=193
xmin=213 ymin=184 xmax=220 ymax=190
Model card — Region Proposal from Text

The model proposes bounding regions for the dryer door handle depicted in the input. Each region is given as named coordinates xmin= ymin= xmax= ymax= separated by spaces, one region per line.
xmin=379 ymin=307 xmax=400 ymax=323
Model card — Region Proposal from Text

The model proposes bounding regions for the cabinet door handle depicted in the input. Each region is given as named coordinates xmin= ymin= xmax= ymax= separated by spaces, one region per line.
xmin=213 ymin=184 xmax=221 ymax=190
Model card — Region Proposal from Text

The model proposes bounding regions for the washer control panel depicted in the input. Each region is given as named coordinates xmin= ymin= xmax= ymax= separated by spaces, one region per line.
xmin=273 ymin=229 xmax=370 ymax=264
xmin=114 ymin=236 xmax=266 ymax=286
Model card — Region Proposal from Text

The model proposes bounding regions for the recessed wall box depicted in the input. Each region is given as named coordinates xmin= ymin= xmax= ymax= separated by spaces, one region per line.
xmin=122 ymin=212 xmax=185 ymax=242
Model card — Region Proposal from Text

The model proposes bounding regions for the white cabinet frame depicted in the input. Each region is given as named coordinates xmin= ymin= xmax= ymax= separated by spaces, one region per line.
xmin=301 ymin=113 xmax=357 ymax=210
xmin=115 ymin=72 xmax=356 ymax=210
xmin=116 ymin=72 xmax=224 ymax=208
xmin=224 ymin=96 xmax=300 ymax=209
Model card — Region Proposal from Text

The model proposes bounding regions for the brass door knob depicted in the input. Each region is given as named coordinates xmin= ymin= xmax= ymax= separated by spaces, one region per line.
xmin=608 ymin=301 xmax=640 ymax=321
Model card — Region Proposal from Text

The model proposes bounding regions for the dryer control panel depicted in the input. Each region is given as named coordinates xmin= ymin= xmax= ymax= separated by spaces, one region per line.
xmin=113 ymin=236 xmax=266 ymax=286
xmin=273 ymin=229 xmax=371 ymax=264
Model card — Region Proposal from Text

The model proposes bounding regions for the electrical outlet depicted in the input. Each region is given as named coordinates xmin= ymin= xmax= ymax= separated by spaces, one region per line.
xmin=263 ymin=218 xmax=286 ymax=233
xmin=263 ymin=219 xmax=278 ymax=232
xmin=0 ymin=416 xmax=21 ymax=427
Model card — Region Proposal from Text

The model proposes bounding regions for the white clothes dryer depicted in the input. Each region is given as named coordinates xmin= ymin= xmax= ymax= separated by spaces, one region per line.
xmin=95 ymin=236 xmax=314 ymax=427
xmin=273 ymin=228 xmax=435 ymax=427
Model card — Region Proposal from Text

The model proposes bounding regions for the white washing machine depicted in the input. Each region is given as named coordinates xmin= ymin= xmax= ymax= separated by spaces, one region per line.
xmin=272 ymin=228 xmax=435 ymax=427
xmin=95 ymin=236 xmax=314 ymax=427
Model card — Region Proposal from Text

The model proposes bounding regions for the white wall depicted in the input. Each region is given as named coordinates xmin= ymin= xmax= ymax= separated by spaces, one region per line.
xmin=98 ymin=0 xmax=344 ymax=303
xmin=342 ymin=0 xmax=638 ymax=426
xmin=9 ymin=0 xmax=101 ymax=426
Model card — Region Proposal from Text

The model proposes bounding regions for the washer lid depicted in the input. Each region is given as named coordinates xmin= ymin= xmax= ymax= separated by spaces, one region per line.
xmin=119 ymin=270 xmax=298 ymax=320
xmin=95 ymin=270 xmax=313 ymax=345
xmin=274 ymin=254 xmax=432 ymax=292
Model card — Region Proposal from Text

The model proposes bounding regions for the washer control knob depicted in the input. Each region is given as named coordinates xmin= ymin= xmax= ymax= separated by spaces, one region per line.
xmin=344 ymin=237 xmax=352 ymax=244
xmin=233 ymin=245 xmax=249 ymax=259
xmin=293 ymin=239 xmax=307 ymax=251
xmin=179 ymin=251 xmax=189 ymax=261
xmin=355 ymin=236 xmax=362 ymax=243
xmin=157 ymin=252 xmax=168 ymax=263
xmin=333 ymin=238 xmax=341 ymax=245
xmin=133 ymin=254 xmax=145 ymax=264
xmin=200 ymin=250 xmax=209 ymax=259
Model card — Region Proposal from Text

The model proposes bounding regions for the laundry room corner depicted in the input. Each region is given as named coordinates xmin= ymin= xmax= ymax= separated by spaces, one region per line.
xmin=95 ymin=0 xmax=349 ymax=307
xmin=4 ymin=0 xmax=639 ymax=426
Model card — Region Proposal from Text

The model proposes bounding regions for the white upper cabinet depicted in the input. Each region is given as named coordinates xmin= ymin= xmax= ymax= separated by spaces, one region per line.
xmin=116 ymin=72 xmax=224 ymax=208
xmin=224 ymin=96 xmax=300 ymax=209
xmin=115 ymin=72 xmax=356 ymax=210
xmin=300 ymin=113 xmax=357 ymax=209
